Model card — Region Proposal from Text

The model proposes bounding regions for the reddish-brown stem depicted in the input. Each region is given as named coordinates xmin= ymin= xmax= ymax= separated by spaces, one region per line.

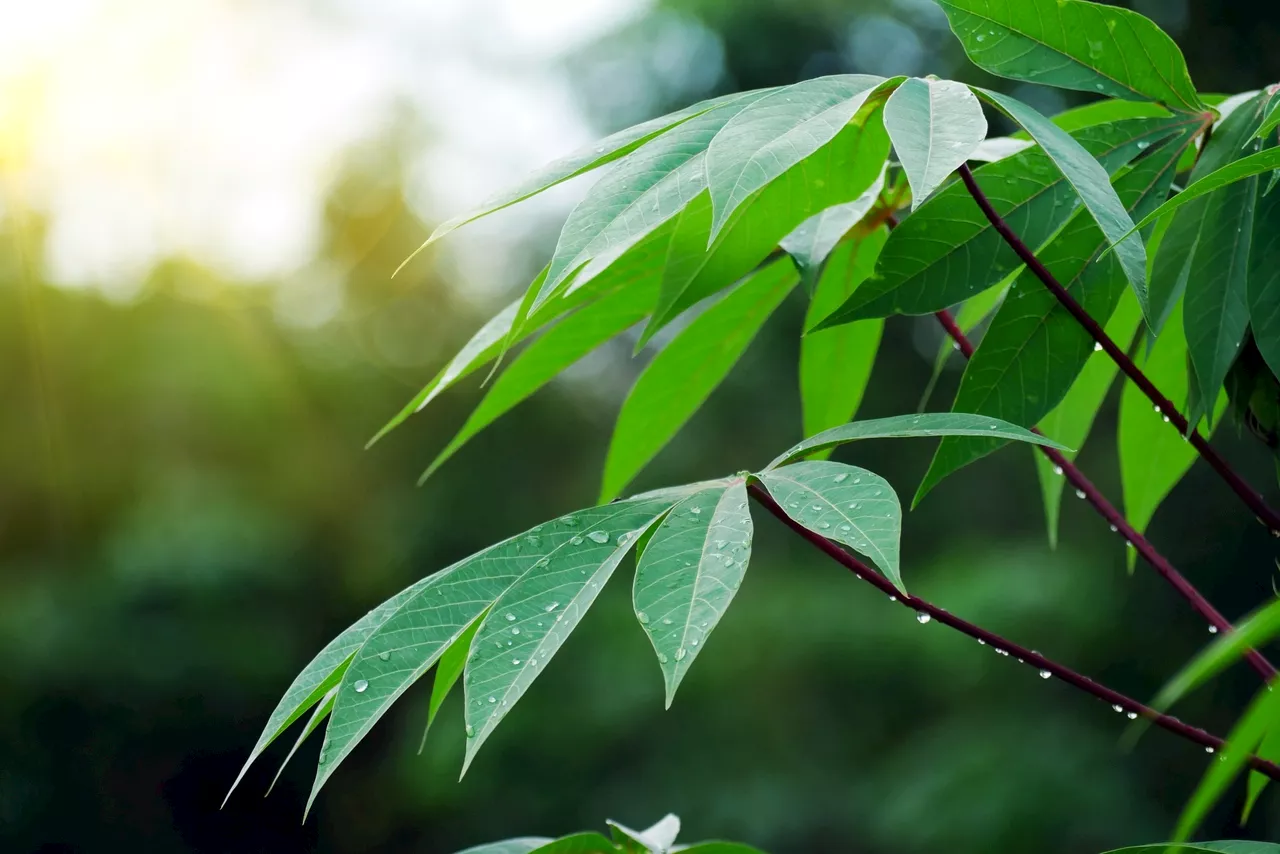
xmin=933 ymin=309 xmax=1278 ymax=681
xmin=746 ymin=482 xmax=1280 ymax=778
xmin=954 ymin=162 xmax=1280 ymax=535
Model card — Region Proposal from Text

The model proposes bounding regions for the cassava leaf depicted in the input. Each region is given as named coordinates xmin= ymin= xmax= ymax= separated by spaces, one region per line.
xmin=883 ymin=77 xmax=988 ymax=209
xmin=800 ymin=229 xmax=887 ymax=448
xmin=534 ymin=91 xmax=779 ymax=308
xmin=758 ymin=461 xmax=903 ymax=591
xmin=532 ymin=833 xmax=624 ymax=853
xmin=609 ymin=815 xmax=681 ymax=852
xmin=457 ymin=839 xmax=556 ymax=854
xmin=634 ymin=480 xmax=752 ymax=707
xmin=921 ymin=278 xmax=1012 ymax=413
xmin=306 ymin=496 xmax=678 ymax=809
xmin=601 ymin=259 xmax=799 ymax=502
xmin=918 ymin=137 xmax=1183 ymax=500
xmin=1251 ymin=154 xmax=1280 ymax=378
xmin=642 ymin=108 xmax=890 ymax=345
xmin=420 ymin=265 xmax=662 ymax=483
xmin=267 ymin=685 xmax=336 ymax=795
xmin=768 ymin=413 xmax=1065 ymax=469
xmin=705 ymin=74 xmax=888 ymax=240
xmin=815 ymin=114 xmax=1194 ymax=326
xmin=978 ymin=89 xmax=1150 ymax=319
xmin=1033 ymin=290 xmax=1142 ymax=548
xmin=1103 ymin=844 xmax=1280 ymax=854
xmin=968 ymin=136 xmax=1033 ymax=163
xmin=780 ymin=169 xmax=885 ymax=288
xmin=936 ymin=0 xmax=1204 ymax=113
xmin=1125 ymin=146 xmax=1280 ymax=236
xmin=420 ymin=612 xmax=485 ymax=752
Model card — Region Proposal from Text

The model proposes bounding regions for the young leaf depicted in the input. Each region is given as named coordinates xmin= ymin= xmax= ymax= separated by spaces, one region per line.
xmin=307 ymin=497 xmax=677 ymax=808
xmin=608 ymin=815 xmax=681 ymax=853
xmin=883 ymin=77 xmax=988 ymax=209
xmin=643 ymin=108 xmax=890 ymax=344
xmin=936 ymin=0 xmax=1204 ymax=113
xmin=816 ymin=114 xmax=1193 ymax=326
xmin=1033 ymin=290 xmax=1142 ymax=547
xmin=600 ymin=259 xmax=799 ymax=502
xmin=1249 ymin=149 xmax=1280 ymax=378
xmin=978 ymin=89 xmax=1150 ymax=319
xmin=918 ymin=140 xmax=1182 ymax=499
xmin=1118 ymin=300 xmax=1226 ymax=570
xmin=420 ymin=613 xmax=486 ymax=752
xmin=780 ymin=169 xmax=885 ymax=287
xmin=1173 ymin=686 xmax=1280 ymax=842
xmin=757 ymin=461 xmax=903 ymax=591
xmin=461 ymin=505 xmax=667 ymax=774
xmin=768 ymin=413 xmax=1065 ymax=469
xmin=705 ymin=74 xmax=887 ymax=240
xmin=420 ymin=267 xmax=661 ymax=483
xmin=533 ymin=91 xmax=779 ymax=308
xmin=633 ymin=480 xmax=752 ymax=707
xmin=800 ymin=230 xmax=887 ymax=448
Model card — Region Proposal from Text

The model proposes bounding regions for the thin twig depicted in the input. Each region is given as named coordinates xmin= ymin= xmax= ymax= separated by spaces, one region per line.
xmin=933 ymin=309 xmax=1277 ymax=681
xmin=955 ymin=163 xmax=1280 ymax=535
xmin=746 ymin=482 xmax=1280 ymax=779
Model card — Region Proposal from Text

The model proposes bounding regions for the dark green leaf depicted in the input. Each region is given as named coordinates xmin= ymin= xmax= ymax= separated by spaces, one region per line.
xmin=800 ymin=230 xmax=887 ymax=449
xmin=601 ymin=259 xmax=799 ymax=502
xmin=883 ymin=77 xmax=987 ymax=208
xmin=1102 ymin=844 xmax=1280 ymax=854
xmin=1249 ymin=150 xmax=1280 ymax=378
xmin=634 ymin=480 xmax=752 ymax=706
xmin=530 ymin=833 xmax=623 ymax=853
xmin=768 ymin=412 xmax=1065 ymax=469
xmin=267 ymin=685 xmax=336 ymax=795
xmin=918 ymin=139 xmax=1182 ymax=499
xmin=816 ymin=115 xmax=1192 ymax=326
xmin=937 ymin=0 xmax=1204 ymax=113
xmin=1126 ymin=146 xmax=1280 ymax=235
xmin=457 ymin=838 xmax=556 ymax=854
xmin=419 ymin=612 xmax=485 ymax=752
xmin=758 ymin=461 xmax=903 ymax=591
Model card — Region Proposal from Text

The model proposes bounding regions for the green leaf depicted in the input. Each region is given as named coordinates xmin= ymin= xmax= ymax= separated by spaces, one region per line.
xmin=1174 ymin=686 xmax=1280 ymax=842
xmin=634 ymin=480 xmax=752 ymax=707
xmin=531 ymin=833 xmax=623 ymax=853
xmin=1033 ymin=290 xmax=1142 ymax=548
xmin=883 ymin=77 xmax=988 ymax=209
xmin=705 ymin=74 xmax=888 ymax=240
xmin=307 ymin=497 xmax=676 ymax=808
xmin=1249 ymin=149 xmax=1280 ymax=378
xmin=460 ymin=506 xmax=670 ymax=774
xmin=534 ymin=91 xmax=778 ymax=308
xmin=419 ymin=612 xmax=486 ymax=753
xmin=420 ymin=267 xmax=661 ymax=483
xmin=643 ymin=108 xmax=890 ymax=345
xmin=968 ymin=136 xmax=1033 ymax=163
xmin=675 ymin=846 xmax=769 ymax=854
xmin=936 ymin=0 xmax=1204 ymax=113
xmin=1103 ymin=844 xmax=1280 ymax=854
xmin=757 ymin=461 xmax=903 ymax=591
xmin=409 ymin=90 xmax=755 ymax=259
xmin=816 ymin=114 xmax=1193 ymax=326
xmin=1256 ymin=97 xmax=1280 ymax=140
xmin=918 ymin=139 xmax=1183 ymax=499
xmin=1125 ymin=146 xmax=1280 ymax=236
xmin=780 ymin=170 xmax=885 ymax=288
xmin=768 ymin=412 xmax=1066 ymax=469
xmin=1245 ymin=722 xmax=1280 ymax=822
xmin=1183 ymin=149 xmax=1260 ymax=428
xmin=601 ymin=259 xmax=799 ymax=502
xmin=921 ymin=278 xmax=1012 ymax=412
xmin=1118 ymin=299 xmax=1226 ymax=571
xmin=225 ymin=573 xmax=434 ymax=803
xmin=457 ymin=839 xmax=556 ymax=854
xmin=608 ymin=815 xmax=681 ymax=853
xmin=267 ymin=685 xmax=336 ymax=795
xmin=800 ymin=229 xmax=887 ymax=448
xmin=978 ymin=89 xmax=1150 ymax=319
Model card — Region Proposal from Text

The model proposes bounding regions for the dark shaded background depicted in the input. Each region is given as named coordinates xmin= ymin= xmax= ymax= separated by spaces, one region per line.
xmin=5 ymin=1 xmax=1280 ymax=852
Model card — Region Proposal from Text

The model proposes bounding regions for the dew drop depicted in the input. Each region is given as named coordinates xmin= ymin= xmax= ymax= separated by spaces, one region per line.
xmin=662 ymin=618 xmax=673 ymax=625
xmin=1109 ymin=524 xmax=1118 ymax=533
xmin=811 ymin=504 xmax=823 ymax=511
xmin=1136 ymin=140 xmax=1149 ymax=150
xmin=818 ymin=522 xmax=831 ymax=530
xmin=1112 ymin=704 xmax=1124 ymax=713
xmin=690 ymin=639 xmax=698 ymax=646
xmin=465 ymin=725 xmax=475 ymax=738
xmin=675 ymin=647 xmax=688 ymax=661
xmin=354 ymin=679 xmax=369 ymax=693
xmin=1209 ymin=625 xmax=1219 ymax=634
xmin=569 ymin=535 xmax=584 ymax=546
xmin=723 ymin=556 xmax=736 ymax=567
xmin=715 ymin=539 xmax=728 ymax=549
xmin=586 ymin=530 xmax=609 ymax=544
xmin=889 ymin=595 xmax=897 ymax=602
xmin=1053 ymin=466 xmax=1064 ymax=476
xmin=637 ymin=611 xmax=650 ymax=624
xmin=657 ymin=653 xmax=669 ymax=663
xmin=1039 ymin=670 xmax=1051 ymax=680
xmin=378 ymin=650 xmax=391 ymax=661
xmin=1206 ymin=746 xmax=1215 ymax=754
xmin=1075 ymin=489 xmax=1086 ymax=500
xmin=839 ymin=524 xmax=851 ymax=532
xmin=563 ymin=516 xmax=579 ymax=528
xmin=916 ymin=612 xmax=931 ymax=624
xmin=1162 ymin=415 xmax=1170 ymax=423
xmin=833 ymin=472 xmax=849 ymax=483
xmin=976 ymin=33 xmax=986 ymax=42
xmin=1127 ymin=711 xmax=1138 ymax=720
xmin=978 ymin=639 xmax=986 ymax=645
xmin=788 ymin=502 xmax=799 ymax=509
xmin=511 ymin=627 xmax=520 ymax=635
xmin=545 ymin=602 xmax=559 ymax=612
xmin=505 ymin=613 xmax=516 ymax=622
xmin=488 ymin=696 xmax=496 ymax=704
xmin=512 ymin=659 xmax=521 ymax=665
xmin=690 ymin=506 xmax=702 ymax=516
xmin=1094 ymin=342 xmax=1103 ymax=352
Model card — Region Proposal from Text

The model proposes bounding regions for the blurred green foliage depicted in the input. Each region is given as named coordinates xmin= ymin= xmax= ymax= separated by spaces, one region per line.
xmin=5 ymin=1 xmax=1280 ymax=852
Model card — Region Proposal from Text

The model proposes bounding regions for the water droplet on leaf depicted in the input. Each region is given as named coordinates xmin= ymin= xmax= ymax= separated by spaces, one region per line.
xmin=354 ymin=679 xmax=369 ymax=693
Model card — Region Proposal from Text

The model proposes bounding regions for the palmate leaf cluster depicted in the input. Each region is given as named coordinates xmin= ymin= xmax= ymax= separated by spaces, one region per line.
xmin=233 ymin=0 xmax=1280 ymax=840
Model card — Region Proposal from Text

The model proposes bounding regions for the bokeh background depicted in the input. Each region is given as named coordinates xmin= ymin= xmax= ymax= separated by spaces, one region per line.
xmin=5 ymin=1 xmax=1280 ymax=852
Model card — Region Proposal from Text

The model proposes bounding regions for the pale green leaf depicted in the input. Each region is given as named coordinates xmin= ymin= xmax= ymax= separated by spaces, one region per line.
xmin=815 ymin=114 xmax=1194 ymax=326
xmin=978 ymin=89 xmax=1149 ymax=319
xmin=769 ymin=413 xmax=1064 ymax=469
xmin=758 ymin=461 xmax=903 ymax=591
xmin=705 ymin=74 xmax=887 ymax=240
xmin=883 ymin=77 xmax=988 ymax=209
xmin=634 ymin=480 xmax=752 ymax=707
xmin=800 ymin=229 xmax=886 ymax=448
xmin=601 ymin=259 xmax=799 ymax=502
xmin=937 ymin=0 xmax=1204 ymax=113
xmin=968 ymin=136 xmax=1033 ymax=163
xmin=1255 ymin=97 xmax=1280 ymax=140
xmin=609 ymin=815 xmax=681 ymax=853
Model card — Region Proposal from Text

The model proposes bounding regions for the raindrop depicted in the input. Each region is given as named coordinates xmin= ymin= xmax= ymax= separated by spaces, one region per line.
xmin=675 ymin=647 xmax=688 ymax=661
xmin=586 ymin=530 xmax=609 ymax=544
xmin=1094 ymin=342 xmax=1103 ymax=352
xmin=545 ymin=602 xmax=559 ymax=612
xmin=1162 ymin=415 xmax=1171 ymax=423
xmin=788 ymin=502 xmax=800 ymax=509
xmin=833 ymin=472 xmax=849 ymax=483
xmin=690 ymin=639 xmax=699 ymax=646
xmin=714 ymin=539 xmax=728 ymax=549
xmin=569 ymin=535 xmax=585 ymax=546
xmin=916 ymin=612 xmax=931 ymax=624
xmin=1209 ymin=625 xmax=1219 ymax=634
xmin=505 ymin=614 xmax=516 ymax=622
xmin=819 ymin=522 xmax=831 ymax=530
xmin=1136 ymin=140 xmax=1149 ymax=150
xmin=976 ymin=33 xmax=986 ymax=42
xmin=354 ymin=679 xmax=369 ymax=693
xmin=465 ymin=725 xmax=475 ymax=738
xmin=889 ymin=595 xmax=897 ymax=602
xmin=1112 ymin=704 xmax=1124 ymax=713
xmin=657 ymin=653 xmax=669 ymax=664
xmin=848 ymin=502 xmax=860 ymax=510
xmin=839 ymin=524 xmax=851 ymax=532
xmin=989 ymin=424 xmax=998 ymax=430
xmin=1206 ymin=746 xmax=1215 ymax=754
xmin=378 ymin=651 xmax=391 ymax=661
xmin=488 ymin=696 xmax=496 ymax=704
xmin=512 ymin=628 xmax=520 ymax=635
xmin=723 ymin=556 xmax=736 ymax=567
xmin=563 ymin=517 xmax=579 ymax=528
xmin=512 ymin=659 xmax=521 ymax=665
xmin=811 ymin=504 xmax=823 ymax=511
xmin=1109 ymin=524 xmax=1118 ymax=533
xmin=529 ymin=659 xmax=538 ymax=667
xmin=1053 ymin=466 xmax=1064 ymax=476
xmin=1075 ymin=489 xmax=1086 ymax=500
xmin=1127 ymin=711 xmax=1138 ymax=720
xmin=978 ymin=639 xmax=986 ymax=645
xmin=637 ymin=611 xmax=650 ymax=624
xmin=690 ymin=507 xmax=702 ymax=516
xmin=1153 ymin=405 xmax=1161 ymax=414
xmin=1039 ymin=670 xmax=1051 ymax=680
